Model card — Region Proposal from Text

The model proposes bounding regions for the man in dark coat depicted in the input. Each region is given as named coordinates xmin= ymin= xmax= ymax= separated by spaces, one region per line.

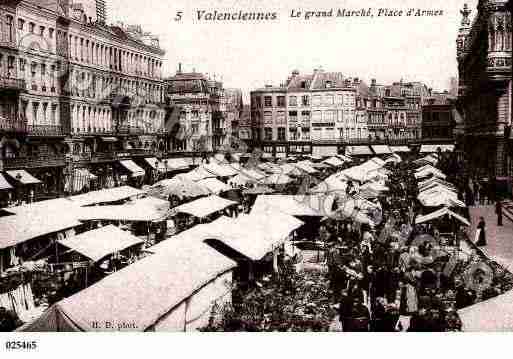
xmin=496 ymin=199 xmax=503 ymax=226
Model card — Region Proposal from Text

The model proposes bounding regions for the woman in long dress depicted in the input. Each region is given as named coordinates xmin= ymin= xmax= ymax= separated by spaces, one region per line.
xmin=475 ymin=217 xmax=487 ymax=247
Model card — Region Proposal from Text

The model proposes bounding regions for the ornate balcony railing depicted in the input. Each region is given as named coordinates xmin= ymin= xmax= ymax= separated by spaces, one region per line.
xmin=2 ymin=155 xmax=66 ymax=169
xmin=0 ymin=76 xmax=27 ymax=91
xmin=0 ymin=115 xmax=27 ymax=133
xmin=27 ymin=125 xmax=64 ymax=137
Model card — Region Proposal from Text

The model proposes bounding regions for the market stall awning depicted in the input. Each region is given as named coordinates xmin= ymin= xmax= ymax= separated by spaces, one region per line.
xmin=371 ymin=145 xmax=392 ymax=155
xmin=0 ymin=200 xmax=82 ymax=249
xmin=0 ymin=173 xmax=13 ymax=190
xmin=198 ymin=178 xmax=232 ymax=194
xmin=323 ymin=156 xmax=345 ymax=167
xmin=148 ymin=178 xmax=210 ymax=200
xmin=179 ymin=166 xmax=217 ymax=182
xmin=58 ymin=225 xmax=144 ymax=262
xmin=100 ymin=137 xmax=118 ymax=142
xmin=5 ymin=170 xmax=42 ymax=185
xmin=228 ymin=173 xmax=255 ymax=187
xmin=174 ymin=195 xmax=237 ymax=218
xmin=164 ymin=158 xmax=190 ymax=171
xmin=458 ymin=290 xmax=513 ymax=332
xmin=390 ymin=146 xmax=411 ymax=153
xmin=415 ymin=207 xmax=470 ymax=226
xmin=241 ymin=169 xmax=267 ymax=181
xmin=312 ymin=146 xmax=337 ymax=158
xmin=68 ymin=186 xmax=144 ymax=206
xmin=20 ymin=240 xmax=236 ymax=332
xmin=345 ymin=146 xmax=373 ymax=156
xmin=263 ymin=173 xmax=294 ymax=186
xmin=76 ymin=202 xmax=168 ymax=222
xmin=309 ymin=175 xmax=347 ymax=194
xmin=201 ymin=212 xmax=304 ymax=261
xmin=119 ymin=160 xmax=145 ymax=177
xmin=295 ymin=161 xmax=319 ymax=174
xmin=251 ymin=194 xmax=333 ymax=217
xmin=204 ymin=163 xmax=238 ymax=177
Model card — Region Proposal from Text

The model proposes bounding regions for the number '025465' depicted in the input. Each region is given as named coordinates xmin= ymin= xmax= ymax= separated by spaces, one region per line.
xmin=5 ymin=341 xmax=38 ymax=350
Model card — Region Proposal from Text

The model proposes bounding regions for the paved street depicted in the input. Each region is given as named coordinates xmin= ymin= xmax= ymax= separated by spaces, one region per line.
xmin=469 ymin=206 xmax=513 ymax=272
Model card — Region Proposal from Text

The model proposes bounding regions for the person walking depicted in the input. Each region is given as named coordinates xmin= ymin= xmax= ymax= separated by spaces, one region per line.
xmin=475 ymin=216 xmax=487 ymax=247
xmin=496 ymin=199 xmax=503 ymax=227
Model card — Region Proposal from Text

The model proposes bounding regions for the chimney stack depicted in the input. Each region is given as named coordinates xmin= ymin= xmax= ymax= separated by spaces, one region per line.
xmin=177 ymin=63 xmax=182 ymax=74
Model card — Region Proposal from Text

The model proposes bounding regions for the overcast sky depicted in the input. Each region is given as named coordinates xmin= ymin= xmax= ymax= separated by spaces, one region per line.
xmin=108 ymin=0 xmax=478 ymax=100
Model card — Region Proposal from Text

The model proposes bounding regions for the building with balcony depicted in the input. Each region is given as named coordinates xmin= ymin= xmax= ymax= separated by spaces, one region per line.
xmin=164 ymin=68 xmax=217 ymax=153
xmin=0 ymin=0 xmax=167 ymax=199
xmin=250 ymin=69 xmax=371 ymax=157
xmin=456 ymin=1 xmax=513 ymax=180
xmin=382 ymin=80 xmax=427 ymax=141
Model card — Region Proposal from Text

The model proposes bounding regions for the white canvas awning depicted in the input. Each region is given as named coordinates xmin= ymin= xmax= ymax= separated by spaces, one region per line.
xmin=68 ymin=186 xmax=144 ymax=206
xmin=119 ymin=160 xmax=145 ymax=177
xmin=6 ymin=170 xmax=42 ymax=185
xmin=174 ymin=195 xmax=237 ymax=218
xmin=197 ymin=178 xmax=232 ymax=194
xmin=295 ymin=161 xmax=318 ymax=174
xmin=76 ymin=202 xmax=168 ymax=222
xmin=20 ymin=240 xmax=236 ymax=332
xmin=371 ymin=145 xmax=392 ymax=155
xmin=251 ymin=194 xmax=334 ymax=217
xmin=415 ymin=207 xmax=470 ymax=226
xmin=204 ymin=163 xmax=238 ymax=177
xmin=345 ymin=146 xmax=372 ymax=156
xmin=164 ymin=158 xmax=190 ymax=171
xmin=0 ymin=199 xmax=82 ymax=249
xmin=323 ymin=156 xmax=345 ymax=167
xmin=179 ymin=166 xmax=217 ymax=182
xmin=58 ymin=225 xmax=144 ymax=262
xmin=263 ymin=173 xmax=294 ymax=186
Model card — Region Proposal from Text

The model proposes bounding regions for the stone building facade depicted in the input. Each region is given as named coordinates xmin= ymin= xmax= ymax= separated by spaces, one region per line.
xmin=456 ymin=1 xmax=513 ymax=180
xmin=0 ymin=0 xmax=167 ymax=199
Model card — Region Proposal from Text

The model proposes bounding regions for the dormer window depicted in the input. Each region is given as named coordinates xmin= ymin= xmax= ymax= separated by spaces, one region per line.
xmin=325 ymin=81 xmax=332 ymax=89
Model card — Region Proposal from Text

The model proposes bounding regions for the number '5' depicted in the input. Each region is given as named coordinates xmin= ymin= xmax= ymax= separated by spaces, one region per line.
xmin=175 ymin=11 xmax=183 ymax=21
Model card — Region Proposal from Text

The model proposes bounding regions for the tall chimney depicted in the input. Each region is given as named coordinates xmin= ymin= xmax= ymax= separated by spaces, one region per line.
xmin=177 ymin=63 xmax=182 ymax=74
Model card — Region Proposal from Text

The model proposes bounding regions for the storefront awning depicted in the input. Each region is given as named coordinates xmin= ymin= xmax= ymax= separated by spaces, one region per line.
xmin=390 ymin=146 xmax=411 ymax=153
xmin=119 ymin=160 xmax=145 ymax=177
xmin=164 ymin=158 xmax=190 ymax=171
xmin=371 ymin=145 xmax=393 ymax=155
xmin=0 ymin=173 xmax=13 ymax=190
xmin=58 ymin=225 xmax=144 ymax=262
xmin=6 ymin=170 xmax=42 ymax=185
xmin=101 ymin=137 xmax=118 ymax=142
xmin=420 ymin=144 xmax=455 ymax=153
xmin=174 ymin=195 xmax=237 ymax=218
